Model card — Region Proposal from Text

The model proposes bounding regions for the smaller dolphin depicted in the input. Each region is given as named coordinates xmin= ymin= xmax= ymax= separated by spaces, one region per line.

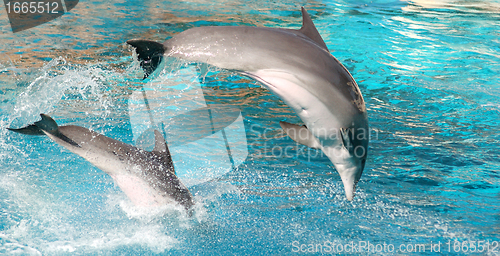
xmin=8 ymin=114 xmax=193 ymax=210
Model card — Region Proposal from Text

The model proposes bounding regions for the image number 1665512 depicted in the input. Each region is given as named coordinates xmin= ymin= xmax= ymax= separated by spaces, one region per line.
xmin=5 ymin=1 xmax=59 ymax=14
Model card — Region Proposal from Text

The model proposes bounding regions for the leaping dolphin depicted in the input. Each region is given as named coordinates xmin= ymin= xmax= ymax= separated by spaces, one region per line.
xmin=127 ymin=7 xmax=369 ymax=200
xmin=8 ymin=114 xmax=194 ymax=210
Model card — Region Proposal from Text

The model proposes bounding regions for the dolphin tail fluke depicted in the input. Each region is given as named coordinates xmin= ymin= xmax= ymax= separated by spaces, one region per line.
xmin=35 ymin=114 xmax=81 ymax=147
xmin=126 ymin=39 xmax=166 ymax=79
xmin=7 ymin=124 xmax=45 ymax=135
xmin=7 ymin=114 xmax=57 ymax=135
xmin=35 ymin=114 xmax=59 ymax=133
xmin=8 ymin=114 xmax=80 ymax=148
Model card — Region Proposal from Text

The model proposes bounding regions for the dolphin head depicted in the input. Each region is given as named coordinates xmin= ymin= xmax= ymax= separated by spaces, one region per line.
xmin=322 ymin=123 xmax=368 ymax=201
xmin=334 ymin=151 xmax=367 ymax=201
xmin=338 ymin=124 xmax=369 ymax=201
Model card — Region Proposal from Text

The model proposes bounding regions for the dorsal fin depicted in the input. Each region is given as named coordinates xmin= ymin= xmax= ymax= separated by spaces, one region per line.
xmin=299 ymin=7 xmax=328 ymax=51
xmin=152 ymin=130 xmax=175 ymax=174
xmin=153 ymin=130 xmax=167 ymax=152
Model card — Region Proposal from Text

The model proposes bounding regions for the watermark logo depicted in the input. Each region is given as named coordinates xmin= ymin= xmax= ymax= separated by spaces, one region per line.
xmin=3 ymin=0 xmax=78 ymax=32
xmin=128 ymin=65 xmax=248 ymax=187
xmin=249 ymin=124 xmax=377 ymax=161
xmin=291 ymin=240 xmax=500 ymax=254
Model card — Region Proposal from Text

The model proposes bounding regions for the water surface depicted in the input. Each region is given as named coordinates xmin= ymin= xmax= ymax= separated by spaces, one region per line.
xmin=1 ymin=0 xmax=499 ymax=255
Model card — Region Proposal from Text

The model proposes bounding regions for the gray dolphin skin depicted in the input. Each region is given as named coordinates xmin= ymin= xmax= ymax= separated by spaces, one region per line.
xmin=8 ymin=114 xmax=194 ymax=210
xmin=127 ymin=7 xmax=369 ymax=200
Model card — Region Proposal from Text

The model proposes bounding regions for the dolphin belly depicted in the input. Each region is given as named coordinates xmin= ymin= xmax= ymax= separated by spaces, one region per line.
xmin=112 ymin=174 xmax=172 ymax=207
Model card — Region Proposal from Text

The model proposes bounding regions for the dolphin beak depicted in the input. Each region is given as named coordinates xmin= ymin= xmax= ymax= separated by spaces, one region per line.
xmin=339 ymin=172 xmax=357 ymax=201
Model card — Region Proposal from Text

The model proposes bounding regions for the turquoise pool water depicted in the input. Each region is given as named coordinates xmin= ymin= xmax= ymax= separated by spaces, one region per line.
xmin=1 ymin=0 xmax=499 ymax=255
